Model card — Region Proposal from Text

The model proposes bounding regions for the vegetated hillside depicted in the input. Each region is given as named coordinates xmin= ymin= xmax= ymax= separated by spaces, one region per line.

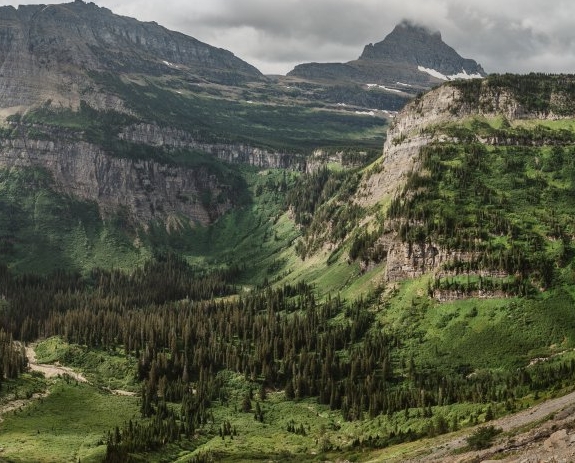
xmin=3 ymin=74 xmax=575 ymax=462
xmin=353 ymin=73 xmax=575 ymax=285
xmin=0 ymin=2 xmax=390 ymax=274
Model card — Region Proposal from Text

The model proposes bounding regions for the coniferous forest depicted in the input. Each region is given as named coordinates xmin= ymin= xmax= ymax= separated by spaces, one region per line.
xmin=3 ymin=75 xmax=575 ymax=462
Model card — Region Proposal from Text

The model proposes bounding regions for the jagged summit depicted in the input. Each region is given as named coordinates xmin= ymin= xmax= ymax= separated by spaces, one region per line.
xmin=360 ymin=21 xmax=444 ymax=61
xmin=360 ymin=20 xmax=485 ymax=78
xmin=288 ymin=21 xmax=486 ymax=89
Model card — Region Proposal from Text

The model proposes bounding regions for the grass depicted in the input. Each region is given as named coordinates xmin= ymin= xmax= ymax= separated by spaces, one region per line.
xmin=35 ymin=337 xmax=139 ymax=392
xmin=0 ymin=339 xmax=140 ymax=462
xmin=377 ymin=276 xmax=575 ymax=374
xmin=0 ymin=380 xmax=139 ymax=463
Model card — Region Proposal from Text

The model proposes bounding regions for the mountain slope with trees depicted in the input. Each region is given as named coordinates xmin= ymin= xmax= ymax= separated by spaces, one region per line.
xmin=2 ymin=74 xmax=575 ymax=462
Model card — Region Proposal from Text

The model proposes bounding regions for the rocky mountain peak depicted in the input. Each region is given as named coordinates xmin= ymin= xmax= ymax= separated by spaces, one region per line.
xmin=361 ymin=21 xmax=443 ymax=61
xmin=287 ymin=20 xmax=486 ymax=93
xmin=360 ymin=20 xmax=486 ymax=78
xmin=359 ymin=21 xmax=486 ymax=78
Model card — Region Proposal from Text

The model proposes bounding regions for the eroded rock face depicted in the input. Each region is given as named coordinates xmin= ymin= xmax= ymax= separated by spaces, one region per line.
xmin=358 ymin=79 xmax=575 ymax=284
xmin=119 ymin=124 xmax=305 ymax=170
xmin=355 ymin=85 xmax=459 ymax=208
xmin=0 ymin=133 xmax=232 ymax=226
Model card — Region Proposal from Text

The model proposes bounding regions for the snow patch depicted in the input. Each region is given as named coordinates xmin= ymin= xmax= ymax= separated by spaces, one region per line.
xmin=355 ymin=110 xmax=376 ymax=116
xmin=417 ymin=66 xmax=483 ymax=81
xmin=336 ymin=103 xmax=347 ymax=107
xmin=163 ymin=60 xmax=180 ymax=69
xmin=448 ymin=69 xmax=484 ymax=80
xmin=396 ymin=82 xmax=412 ymax=87
xmin=381 ymin=86 xmax=403 ymax=93
xmin=417 ymin=66 xmax=449 ymax=80
xmin=366 ymin=83 xmax=403 ymax=93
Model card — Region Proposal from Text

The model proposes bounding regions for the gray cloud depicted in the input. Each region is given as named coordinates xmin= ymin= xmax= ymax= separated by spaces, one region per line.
xmin=2 ymin=0 xmax=574 ymax=74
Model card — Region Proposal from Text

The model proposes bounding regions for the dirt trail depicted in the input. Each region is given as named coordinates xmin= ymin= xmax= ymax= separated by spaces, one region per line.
xmin=24 ymin=344 xmax=88 ymax=383
xmin=0 ymin=392 xmax=48 ymax=423
xmin=0 ymin=343 xmax=90 ymax=423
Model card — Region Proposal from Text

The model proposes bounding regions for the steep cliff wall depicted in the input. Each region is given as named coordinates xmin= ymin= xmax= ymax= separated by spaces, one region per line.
xmin=119 ymin=124 xmax=306 ymax=170
xmin=0 ymin=133 xmax=232 ymax=226
xmin=357 ymin=84 xmax=464 ymax=208
xmin=358 ymin=77 xmax=575 ymax=284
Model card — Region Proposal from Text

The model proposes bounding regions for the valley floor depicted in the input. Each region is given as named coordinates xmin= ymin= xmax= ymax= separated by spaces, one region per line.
xmin=2 ymin=342 xmax=575 ymax=462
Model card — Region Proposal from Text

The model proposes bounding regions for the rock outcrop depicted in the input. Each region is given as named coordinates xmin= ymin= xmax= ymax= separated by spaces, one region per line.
xmin=0 ymin=129 xmax=233 ymax=226
xmin=119 ymin=124 xmax=306 ymax=170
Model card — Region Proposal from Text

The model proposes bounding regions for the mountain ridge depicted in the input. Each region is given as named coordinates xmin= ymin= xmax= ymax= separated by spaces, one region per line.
xmin=288 ymin=20 xmax=486 ymax=89
xmin=0 ymin=0 xmax=264 ymax=111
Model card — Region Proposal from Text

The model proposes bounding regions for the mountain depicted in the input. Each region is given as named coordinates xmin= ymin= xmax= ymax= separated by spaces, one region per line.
xmin=288 ymin=20 xmax=486 ymax=90
xmin=0 ymin=1 xmax=388 ymax=274
xmin=4 ymin=6 xmax=575 ymax=460
xmin=4 ymin=73 xmax=575 ymax=463
xmin=0 ymin=0 xmax=264 ymax=109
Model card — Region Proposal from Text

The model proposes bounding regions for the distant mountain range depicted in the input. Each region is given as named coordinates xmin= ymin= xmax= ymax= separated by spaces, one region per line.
xmin=288 ymin=20 xmax=486 ymax=90
xmin=0 ymin=2 xmax=486 ymax=112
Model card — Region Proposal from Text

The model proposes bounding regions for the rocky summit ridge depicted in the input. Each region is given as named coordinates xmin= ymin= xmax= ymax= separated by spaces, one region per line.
xmin=0 ymin=0 xmax=263 ymax=111
xmin=288 ymin=20 xmax=486 ymax=90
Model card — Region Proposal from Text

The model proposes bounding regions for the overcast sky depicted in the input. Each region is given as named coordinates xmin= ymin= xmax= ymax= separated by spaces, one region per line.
xmin=3 ymin=0 xmax=575 ymax=75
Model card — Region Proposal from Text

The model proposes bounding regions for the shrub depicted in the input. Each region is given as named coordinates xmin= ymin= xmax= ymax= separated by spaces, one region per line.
xmin=466 ymin=425 xmax=502 ymax=450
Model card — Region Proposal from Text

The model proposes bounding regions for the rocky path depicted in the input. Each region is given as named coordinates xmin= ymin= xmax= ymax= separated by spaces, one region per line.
xmin=398 ymin=390 xmax=575 ymax=462
xmin=24 ymin=344 xmax=88 ymax=383
xmin=0 ymin=392 xmax=48 ymax=424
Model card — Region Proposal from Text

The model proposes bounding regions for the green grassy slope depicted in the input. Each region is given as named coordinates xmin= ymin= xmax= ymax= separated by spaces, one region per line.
xmin=4 ymin=75 xmax=575 ymax=462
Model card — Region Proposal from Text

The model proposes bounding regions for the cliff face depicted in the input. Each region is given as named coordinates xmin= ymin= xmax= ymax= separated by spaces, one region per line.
xmin=0 ymin=127 xmax=233 ymax=226
xmin=359 ymin=76 xmax=575 ymax=284
xmin=356 ymin=84 xmax=460 ymax=209
xmin=0 ymin=1 xmax=278 ymax=228
xmin=119 ymin=124 xmax=306 ymax=170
